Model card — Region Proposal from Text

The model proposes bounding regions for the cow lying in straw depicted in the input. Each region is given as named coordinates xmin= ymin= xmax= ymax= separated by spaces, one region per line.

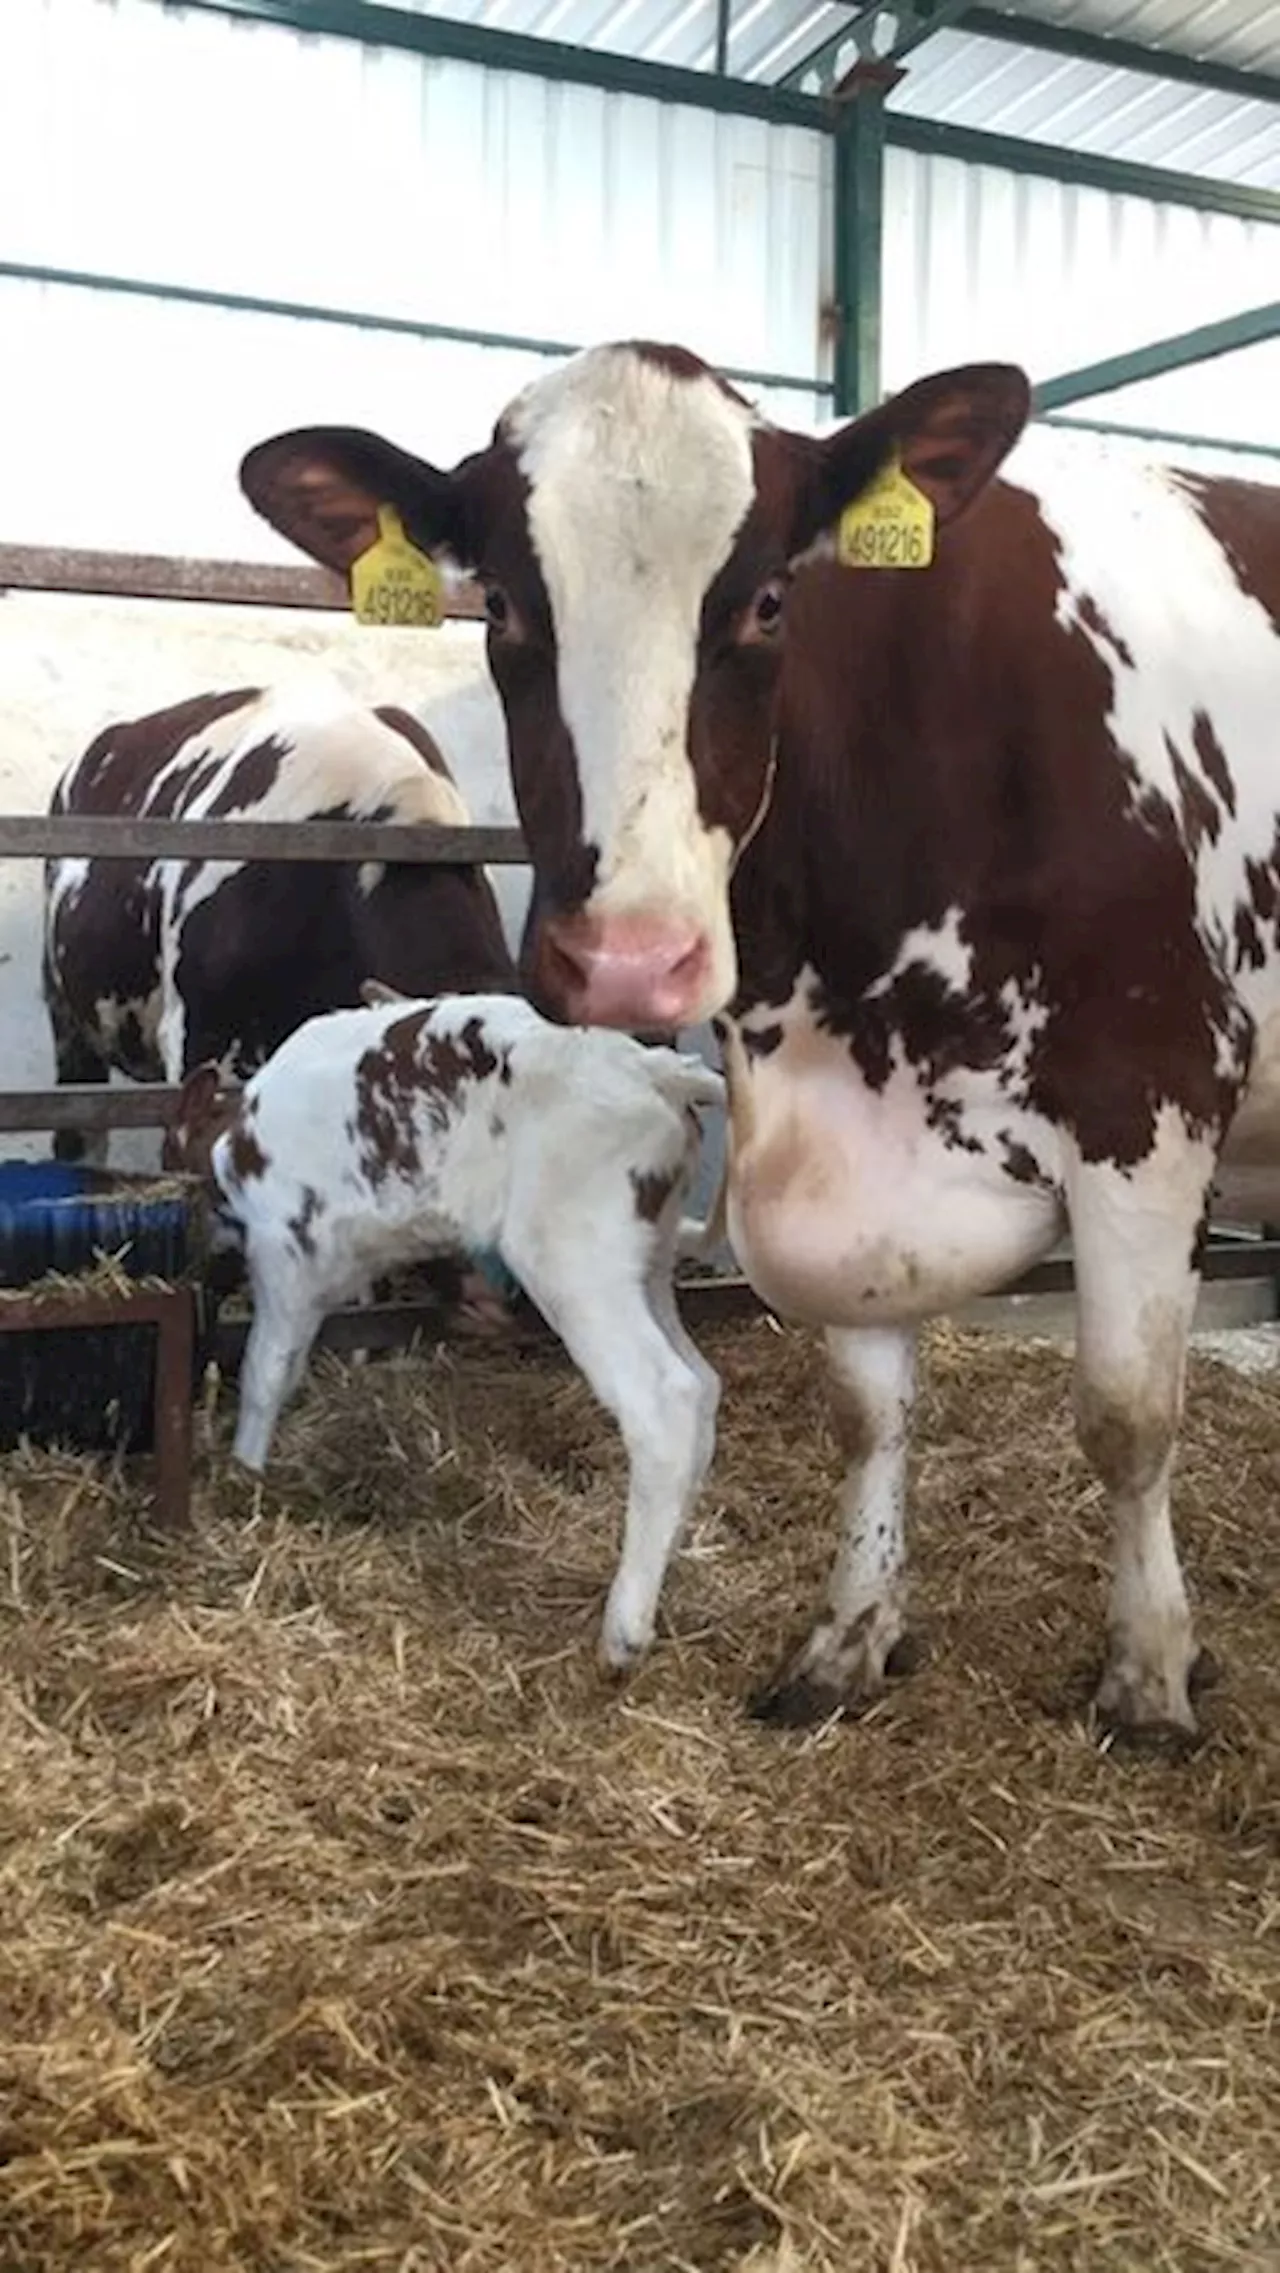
xmin=166 ymin=987 xmax=724 ymax=1671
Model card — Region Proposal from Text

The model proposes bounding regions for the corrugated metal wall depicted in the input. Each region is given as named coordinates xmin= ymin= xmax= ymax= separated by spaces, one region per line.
xmin=3 ymin=0 xmax=1276 ymax=552
xmin=0 ymin=0 xmax=828 ymax=557
xmin=884 ymin=149 xmax=1280 ymax=479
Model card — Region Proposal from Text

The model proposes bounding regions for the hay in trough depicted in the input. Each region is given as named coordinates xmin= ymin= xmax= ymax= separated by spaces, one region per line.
xmin=0 ymin=1317 xmax=1278 ymax=2271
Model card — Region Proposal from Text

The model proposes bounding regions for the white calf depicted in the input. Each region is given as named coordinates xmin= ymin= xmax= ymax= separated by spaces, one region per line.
xmin=169 ymin=991 xmax=724 ymax=1670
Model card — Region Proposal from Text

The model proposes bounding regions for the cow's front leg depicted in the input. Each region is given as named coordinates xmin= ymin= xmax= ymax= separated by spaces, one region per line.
xmin=1066 ymin=1118 xmax=1215 ymax=1739
xmin=752 ymin=1324 xmax=917 ymax=1725
xmin=47 ymin=979 xmax=111 ymax=1168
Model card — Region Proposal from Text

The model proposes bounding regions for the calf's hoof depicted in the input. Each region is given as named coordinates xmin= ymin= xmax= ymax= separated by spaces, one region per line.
xmin=598 ymin=1597 xmax=654 ymax=1680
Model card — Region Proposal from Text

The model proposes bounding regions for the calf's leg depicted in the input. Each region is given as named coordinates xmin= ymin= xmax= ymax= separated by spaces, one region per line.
xmin=233 ymin=1265 xmax=325 ymax=1473
xmin=1066 ymin=1119 xmax=1215 ymax=1737
xmin=752 ymin=1324 xmax=917 ymax=1725
xmin=506 ymin=1228 xmax=716 ymax=1671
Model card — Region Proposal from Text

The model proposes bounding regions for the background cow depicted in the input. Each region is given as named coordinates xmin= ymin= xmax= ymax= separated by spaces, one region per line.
xmin=44 ymin=677 xmax=516 ymax=1165
xmin=239 ymin=342 xmax=1280 ymax=1744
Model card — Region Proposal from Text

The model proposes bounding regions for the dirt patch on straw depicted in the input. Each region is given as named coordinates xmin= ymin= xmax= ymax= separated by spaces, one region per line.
xmin=0 ymin=1319 xmax=1278 ymax=2271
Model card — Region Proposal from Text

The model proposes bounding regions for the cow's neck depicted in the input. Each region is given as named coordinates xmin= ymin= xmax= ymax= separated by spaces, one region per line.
xmin=729 ymin=548 xmax=1017 ymax=1034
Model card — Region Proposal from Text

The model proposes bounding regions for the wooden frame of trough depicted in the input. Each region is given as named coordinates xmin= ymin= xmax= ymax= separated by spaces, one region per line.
xmin=4 ymin=537 xmax=1280 ymax=1343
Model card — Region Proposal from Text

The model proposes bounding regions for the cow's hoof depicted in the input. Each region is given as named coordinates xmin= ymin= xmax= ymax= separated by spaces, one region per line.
xmin=884 ymin=1632 xmax=923 ymax=1679
xmin=749 ymin=1604 xmax=915 ymax=1729
xmin=1189 ymin=1645 xmax=1222 ymax=1697
xmin=748 ymin=1670 xmax=846 ymax=1728
xmin=1094 ymin=1659 xmax=1200 ymax=1754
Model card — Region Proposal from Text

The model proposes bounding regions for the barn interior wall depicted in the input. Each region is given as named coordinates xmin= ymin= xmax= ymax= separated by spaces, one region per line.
xmin=1 ymin=0 xmax=828 ymax=558
xmin=883 ymin=149 xmax=1280 ymax=479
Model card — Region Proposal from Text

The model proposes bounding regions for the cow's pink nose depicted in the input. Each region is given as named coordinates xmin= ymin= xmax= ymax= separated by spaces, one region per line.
xmin=541 ymin=913 xmax=712 ymax=1030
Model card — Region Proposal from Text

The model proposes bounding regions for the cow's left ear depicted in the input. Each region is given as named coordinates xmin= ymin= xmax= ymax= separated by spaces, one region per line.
xmin=239 ymin=426 xmax=473 ymax=578
xmin=793 ymin=363 xmax=1031 ymax=558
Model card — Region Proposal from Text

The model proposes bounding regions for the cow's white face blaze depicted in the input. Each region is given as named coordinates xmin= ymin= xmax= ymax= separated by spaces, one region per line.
xmin=504 ymin=349 xmax=758 ymax=1024
xmin=239 ymin=343 xmax=1030 ymax=1031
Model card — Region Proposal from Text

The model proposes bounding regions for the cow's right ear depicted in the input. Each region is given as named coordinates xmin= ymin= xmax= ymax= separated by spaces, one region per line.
xmin=239 ymin=427 xmax=472 ymax=579
xmin=789 ymin=363 xmax=1031 ymax=561
xmin=360 ymin=979 xmax=408 ymax=1008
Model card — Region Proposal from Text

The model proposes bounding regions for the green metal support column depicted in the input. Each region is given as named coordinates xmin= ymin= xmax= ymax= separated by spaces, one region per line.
xmin=832 ymin=64 xmax=898 ymax=417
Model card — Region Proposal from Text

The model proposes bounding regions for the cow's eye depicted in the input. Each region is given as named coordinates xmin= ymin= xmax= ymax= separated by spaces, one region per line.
xmin=747 ymin=580 xmax=786 ymax=639
xmin=483 ymin=585 xmax=509 ymax=633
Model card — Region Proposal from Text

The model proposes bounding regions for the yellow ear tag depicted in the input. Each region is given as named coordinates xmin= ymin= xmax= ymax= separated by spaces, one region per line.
xmin=351 ymin=504 xmax=443 ymax=627
xmin=837 ymin=452 xmax=935 ymax=570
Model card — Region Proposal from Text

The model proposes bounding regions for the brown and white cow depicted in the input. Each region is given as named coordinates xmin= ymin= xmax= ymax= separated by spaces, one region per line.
xmin=44 ymin=679 xmax=516 ymax=1163
xmin=240 ymin=343 xmax=1280 ymax=1740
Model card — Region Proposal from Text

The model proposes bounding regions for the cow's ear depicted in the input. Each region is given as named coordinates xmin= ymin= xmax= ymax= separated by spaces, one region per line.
xmin=164 ymin=1062 xmax=223 ymax=1167
xmin=361 ymin=979 xmax=408 ymax=1007
xmin=239 ymin=426 xmax=472 ymax=578
xmin=793 ymin=363 xmax=1031 ymax=559
xmin=173 ymin=1061 xmax=222 ymax=1129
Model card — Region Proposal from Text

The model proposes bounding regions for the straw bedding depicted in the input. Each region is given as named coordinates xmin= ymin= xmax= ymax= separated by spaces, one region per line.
xmin=0 ymin=1316 xmax=1277 ymax=2272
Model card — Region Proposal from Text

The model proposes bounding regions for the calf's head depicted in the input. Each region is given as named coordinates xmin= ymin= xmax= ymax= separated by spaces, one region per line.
xmin=163 ymin=1063 xmax=239 ymax=1179
xmin=241 ymin=344 xmax=1029 ymax=1031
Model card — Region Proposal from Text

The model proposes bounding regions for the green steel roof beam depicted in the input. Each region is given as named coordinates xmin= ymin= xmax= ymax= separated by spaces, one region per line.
xmin=0 ymin=258 xmax=834 ymax=401
xmin=161 ymin=0 xmax=826 ymax=126
xmin=1033 ymin=301 xmax=1280 ymax=413
xmin=959 ymin=8 xmax=1280 ymax=112
xmin=780 ymin=0 xmax=971 ymax=94
xmin=1039 ymin=412 xmax=1279 ymax=464
xmin=886 ymin=116 xmax=1280 ymax=227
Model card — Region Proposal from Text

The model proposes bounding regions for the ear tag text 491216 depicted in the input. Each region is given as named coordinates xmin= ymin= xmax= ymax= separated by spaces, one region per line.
xmin=837 ymin=453 xmax=935 ymax=571
xmin=351 ymin=505 xmax=444 ymax=627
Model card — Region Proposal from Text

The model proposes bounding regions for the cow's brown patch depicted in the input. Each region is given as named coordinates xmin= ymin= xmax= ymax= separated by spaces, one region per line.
xmin=288 ymin=1186 xmax=324 ymax=1257
xmin=64 ymin=690 xmax=260 ymax=816
xmin=1181 ymin=475 xmax=1280 ymax=635
xmin=354 ymin=1012 xmax=506 ymax=1185
xmin=205 ymin=736 xmax=286 ymax=816
xmin=1193 ymin=710 xmax=1236 ymax=814
xmin=1077 ymin=592 xmax=1135 ymax=670
xmin=631 ymin=1166 xmax=678 ymax=1224
xmin=229 ymin=1122 xmax=270 ymax=1182
xmin=354 ymin=1012 xmax=431 ymax=1185
xmin=374 ymin=707 xmax=454 ymax=781
xmin=1233 ymin=901 xmax=1265 ymax=973
xmin=1000 ymin=1135 xmax=1051 ymax=1189
xmin=1168 ymin=739 xmax=1221 ymax=857
xmin=630 ymin=340 xmax=750 ymax=408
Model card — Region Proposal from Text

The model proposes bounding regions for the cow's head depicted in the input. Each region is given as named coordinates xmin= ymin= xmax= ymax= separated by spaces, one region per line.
xmin=241 ymin=344 xmax=1029 ymax=1030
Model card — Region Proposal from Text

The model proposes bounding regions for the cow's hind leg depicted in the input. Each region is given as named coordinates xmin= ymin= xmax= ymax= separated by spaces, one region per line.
xmin=1066 ymin=1117 xmax=1215 ymax=1740
xmin=752 ymin=1324 xmax=917 ymax=1725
